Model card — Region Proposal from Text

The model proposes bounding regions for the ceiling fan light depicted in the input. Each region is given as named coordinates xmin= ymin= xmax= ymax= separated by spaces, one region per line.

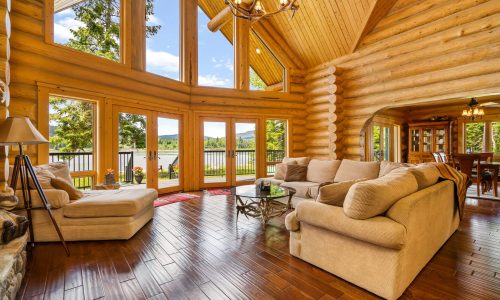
xmin=462 ymin=109 xmax=468 ymax=116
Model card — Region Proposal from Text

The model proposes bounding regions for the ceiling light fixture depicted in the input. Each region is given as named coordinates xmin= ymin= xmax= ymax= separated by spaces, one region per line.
xmin=225 ymin=0 xmax=299 ymax=22
xmin=461 ymin=98 xmax=485 ymax=121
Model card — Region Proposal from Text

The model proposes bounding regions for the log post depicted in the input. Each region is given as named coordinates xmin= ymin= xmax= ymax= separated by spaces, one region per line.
xmin=0 ymin=0 xmax=11 ymax=202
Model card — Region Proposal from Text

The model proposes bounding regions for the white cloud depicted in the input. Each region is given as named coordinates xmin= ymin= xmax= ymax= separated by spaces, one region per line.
xmin=54 ymin=17 xmax=84 ymax=43
xmin=147 ymin=15 xmax=162 ymax=26
xmin=146 ymin=48 xmax=180 ymax=74
xmin=199 ymin=74 xmax=231 ymax=87
xmin=213 ymin=58 xmax=234 ymax=72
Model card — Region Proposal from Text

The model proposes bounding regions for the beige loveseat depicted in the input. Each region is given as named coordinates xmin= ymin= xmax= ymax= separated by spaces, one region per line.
xmin=11 ymin=163 xmax=157 ymax=242
xmin=285 ymin=164 xmax=460 ymax=299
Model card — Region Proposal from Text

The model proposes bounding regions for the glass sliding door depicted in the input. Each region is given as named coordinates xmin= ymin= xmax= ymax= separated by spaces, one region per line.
xmin=156 ymin=115 xmax=181 ymax=193
xmin=265 ymin=119 xmax=287 ymax=176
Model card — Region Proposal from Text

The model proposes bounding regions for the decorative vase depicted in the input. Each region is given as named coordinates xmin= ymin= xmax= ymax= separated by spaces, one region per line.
xmin=135 ymin=174 xmax=144 ymax=184
xmin=105 ymin=174 xmax=115 ymax=185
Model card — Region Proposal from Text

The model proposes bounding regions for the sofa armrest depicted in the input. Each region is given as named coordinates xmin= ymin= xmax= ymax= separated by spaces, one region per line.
xmin=285 ymin=211 xmax=300 ymax=231
xmin=15 ymin=189 xmax=70 ymax=209
xmin=295 ymin=201 xmax=406 ymax=250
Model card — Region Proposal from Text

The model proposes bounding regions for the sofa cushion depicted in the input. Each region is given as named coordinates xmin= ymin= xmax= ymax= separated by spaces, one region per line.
xmin=334 ymin=159 xmax=380 ymax=183
xmin=306 ymin=159 xmax=341 ymax=183
xmin=36 ymin=162 xmax=74 ymax=186
xmin=281 ymin=181 xmax=320 ymax=198
xmin=63 ymin=189 xmax=157 ymax=218
xmin=284 ymin=165 xmax=307 ymax=182
xmin=8 ymin=166 xmax=57 ymax=190
xmin=51 ymin=177 xmax=83 ymax=200
xmin=317 ymin=179 xmax=364 ymax=207
xmin=408 ymin=164 xmax=440 ymax=190
xmin=295 ymin=201 xmax=407 ymax=250
xmin=343 ymin=168 xmax=418 ymax=220
xmin=379 ymin=161 xmax=412 ymax=177
xmin=283 ymin=156 xmax=311 ymax=166
xmin=273 ymin=161 xmax=298 ymax=180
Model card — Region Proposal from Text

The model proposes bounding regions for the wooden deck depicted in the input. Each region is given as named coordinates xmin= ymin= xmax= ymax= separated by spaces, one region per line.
xmin=17 ymin=194 xmax=500 ymax=300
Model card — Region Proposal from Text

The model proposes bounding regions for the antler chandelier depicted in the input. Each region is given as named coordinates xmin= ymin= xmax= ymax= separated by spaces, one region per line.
xmin=461 ymin=98 xmax=485 ymax=121
xmin=225 ymin=0 xmax=299 ymax=21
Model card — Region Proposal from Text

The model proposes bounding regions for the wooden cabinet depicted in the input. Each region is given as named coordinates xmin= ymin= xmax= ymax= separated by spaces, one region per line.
xmin=408 ymin=121 xmax=450 ymax=164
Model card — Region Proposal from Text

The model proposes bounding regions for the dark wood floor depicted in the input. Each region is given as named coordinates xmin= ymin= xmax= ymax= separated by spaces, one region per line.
xmin=16 ymin=193 xmax=500 ymax=300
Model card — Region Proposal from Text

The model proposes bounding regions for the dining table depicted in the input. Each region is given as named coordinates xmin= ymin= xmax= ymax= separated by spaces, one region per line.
xmin=451 ymin=153 xmax=499 ymax=197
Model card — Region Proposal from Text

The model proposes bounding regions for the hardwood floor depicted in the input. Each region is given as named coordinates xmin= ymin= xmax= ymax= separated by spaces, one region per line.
xmin=17 ymin=193 xmax=500 ymax=300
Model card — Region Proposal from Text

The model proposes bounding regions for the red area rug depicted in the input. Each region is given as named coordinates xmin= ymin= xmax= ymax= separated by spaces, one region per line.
xmin=154 ymin=193 xmax=200 ymax=207
xmin=206 ymin=188 xmax=233 ymax=196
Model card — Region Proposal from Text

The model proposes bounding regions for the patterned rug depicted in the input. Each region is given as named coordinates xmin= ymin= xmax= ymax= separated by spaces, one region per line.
xmin=154 ymin=193 xmax=200 ymax=207
xmin=206 ymin=188 xmax=233 ymax=196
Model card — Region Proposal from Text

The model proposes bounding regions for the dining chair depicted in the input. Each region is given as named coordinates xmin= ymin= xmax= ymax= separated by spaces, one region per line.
xmin=438 ymin=152 xmax=448 ymax=163
xmin=453 ymin=153 xmax=483 ymax=196
xmin=432 ymin=152 xmax=442 ymax=163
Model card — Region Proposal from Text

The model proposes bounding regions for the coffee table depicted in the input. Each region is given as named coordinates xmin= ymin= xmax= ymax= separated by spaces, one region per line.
xmin=234 ymin=184 xmax=295 ymax=225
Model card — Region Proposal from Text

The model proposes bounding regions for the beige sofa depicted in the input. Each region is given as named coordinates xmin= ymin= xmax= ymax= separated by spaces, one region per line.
xmin=257 ymin=158 xmax=381 ymax=207
xmin=11 ymin=163 xmax=157 ymax=242
xmin=285 ymin=164 xmax=460 ymax=300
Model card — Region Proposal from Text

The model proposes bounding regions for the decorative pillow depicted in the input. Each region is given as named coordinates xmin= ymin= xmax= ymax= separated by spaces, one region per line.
xmin=379 ymin=161 xmax=413 ymax=177
xmin=306 ymin=159 xmax=341 ymax=183
xmin=274 ymin=161 xmax=298 ymax=180
xmin=29 ymin=169 xmax=55 ymax=190
xmin=317 ymin=179 xmax=365 ymax=206
xmin=50 ymin=178 xmax=83 ymax=200
xmin=282 ymin=156 xmax=311 ymax=166
xmin=408 ymin=163 xmax=440 ymax=190
xmin=343 ymin=168 xmax=418 ymax=220
xmin=334 ymin=159 xmax=380 ymax=182
xmin=38 ymin=162 xmax=74 ymax=186
xmin=284 ymin=165 xmax=308 ymax=182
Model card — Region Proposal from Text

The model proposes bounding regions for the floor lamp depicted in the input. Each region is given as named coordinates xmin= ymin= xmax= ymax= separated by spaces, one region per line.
xmin=0 ymin=117 xmax=69 ymax=255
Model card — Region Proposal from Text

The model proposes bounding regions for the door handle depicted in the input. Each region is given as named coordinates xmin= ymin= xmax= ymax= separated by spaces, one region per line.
xmin=154 ymin=151 xmax=157 ymax=160
xmin=232 ymin=150 xmax=236 ymax=158
xmin=148 ymin=151 xmax=153 ymax=161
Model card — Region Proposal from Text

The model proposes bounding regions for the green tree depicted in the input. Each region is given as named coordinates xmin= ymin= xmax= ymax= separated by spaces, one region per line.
xmin=66 ymin=0 xmax=160 ymax=61
xmin=250 ymin=68 xmax=267 ymax=90
xmin=266 ymin=120 xmax=286 ymax=150
xmin=119 ymin=113 xmax=146 ymax=149
xmin=465 ymin=123 xmax=485 ymax=152
xmin=49 ymin=97 xmax=94 ymax=152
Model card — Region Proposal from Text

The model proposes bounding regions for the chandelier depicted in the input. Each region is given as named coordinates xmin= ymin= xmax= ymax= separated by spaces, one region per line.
xmin=225 ymin=0 xmax=299 ymax=22
xmin=461 ymin=98 xmax=485 ymax=121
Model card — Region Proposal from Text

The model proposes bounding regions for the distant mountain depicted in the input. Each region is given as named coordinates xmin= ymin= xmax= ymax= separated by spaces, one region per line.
xmin=159 ymin=134 xmax=179 ymax=140
xmin=160 ymin=131 xmax=255 ymax=140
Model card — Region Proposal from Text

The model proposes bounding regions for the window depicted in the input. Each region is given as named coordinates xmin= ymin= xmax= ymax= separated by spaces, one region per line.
xmin=49 ymin=96 xmax=96 ymax=190
xmin=53 ymin=0 xmax=121 ymax=61
xmin=492 ymin=122 xmax=500 ymax=154
xmin=465 ymin=122 xmax=485 ymax=153
xmin=249 ymin=30 xmax=284 ymax=91
xmin=197 ymin=7 xmax=234 ymax=88
xmin=146 ymin=0 xmax=180 ymax=80
xmin=266 ymin=120 xmax=287 ymax=176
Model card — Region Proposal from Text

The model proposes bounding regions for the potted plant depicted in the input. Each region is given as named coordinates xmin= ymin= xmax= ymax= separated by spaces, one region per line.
xmin=133 ymin=166 xmax=145 ymax=184
xmin=105 ymin=169 xmax=116 ymax=185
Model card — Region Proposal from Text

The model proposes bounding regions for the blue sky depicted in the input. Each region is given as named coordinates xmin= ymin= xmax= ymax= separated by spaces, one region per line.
xmin=54 ymin=1 xmax=235 ymax=88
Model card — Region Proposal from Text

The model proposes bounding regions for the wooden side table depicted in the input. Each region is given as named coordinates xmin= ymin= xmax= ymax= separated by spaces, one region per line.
xmin=94 ymin=183 xmax=121 ymax=190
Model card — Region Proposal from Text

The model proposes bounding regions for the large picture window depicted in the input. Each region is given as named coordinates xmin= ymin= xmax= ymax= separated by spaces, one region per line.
xmin=146 ymin=0 xmax=180 ymax=80
xmin=465 ymin=122 xmax=485 ymax=153
xmin=197 ymin=6 xmax=234 ymax=88
xmin=249 ymin=30 xmax=284 ymax=91
xmin=53 ymin=0 xmax=122 ymax=61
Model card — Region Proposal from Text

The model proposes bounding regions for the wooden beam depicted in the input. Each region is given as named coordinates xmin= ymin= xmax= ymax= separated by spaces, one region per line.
xmin=234 ymin=17 xmax=250 ymax=90
xmin=208 ymin=6 xmax=232 ymax=32
xmin=181 ymin=0 xmax=198 ymax=86
xmin=350 ymin=0 xmax=397 ymax=53
xmin=130 ymin=0 xmax=145 ymax=71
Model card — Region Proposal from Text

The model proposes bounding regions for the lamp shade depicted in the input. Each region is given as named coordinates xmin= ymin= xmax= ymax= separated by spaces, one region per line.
xmin=0 ymin=117 xmax=48 ymax=145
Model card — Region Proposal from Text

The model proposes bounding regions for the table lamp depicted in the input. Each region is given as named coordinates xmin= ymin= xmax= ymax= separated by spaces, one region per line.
xmin=0 ymin=117 xmax=69 ymax=255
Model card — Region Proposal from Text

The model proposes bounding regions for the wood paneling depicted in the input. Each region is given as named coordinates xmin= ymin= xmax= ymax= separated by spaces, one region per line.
xmin=17 ymin=194 xmax=500 ymax=299
xmin=0 ymin=0 xmax=9 ymax=194
xmin=305 ymin=0 xmax=500 ymax=160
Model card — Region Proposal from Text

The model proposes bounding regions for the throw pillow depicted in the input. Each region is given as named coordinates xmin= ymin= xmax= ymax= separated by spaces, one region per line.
xmin=38 ymin=162 xmax=74 ymax=186
xmin=343 ymin=168 xmax=418 ymax=220
xmin=51 ymin=177 xmax=84 ymax=200
xmin=334 ymin=159 xmax=381 ymax=182
xmin=284 ymin=165 xmax=308 ymax=182
xmin=316 ymin=179 xmax=365 ymax=206
xmin=282 ymin=156 xmax=311 ymax=166
xmin=408 ymin=163 xmax=440 ymax=190
xmin=274 ymin=161 xmax=298 ymax=180
xmin=379 ymin=161 xmax=412 ymax=177
xmin=306 ymin=159 xmax=341 ymax=183
xmin=29 ymin=169 xmax=55 ymax=190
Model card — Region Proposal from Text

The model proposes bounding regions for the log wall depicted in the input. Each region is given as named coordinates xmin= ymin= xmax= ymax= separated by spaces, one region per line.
xmin=0 ymin=0 xmax=10 ymax=196
xmin=305 ymin=0 xmax=500 ymax=160
xmin=9 ymin=0 xmax=306 ymax=190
